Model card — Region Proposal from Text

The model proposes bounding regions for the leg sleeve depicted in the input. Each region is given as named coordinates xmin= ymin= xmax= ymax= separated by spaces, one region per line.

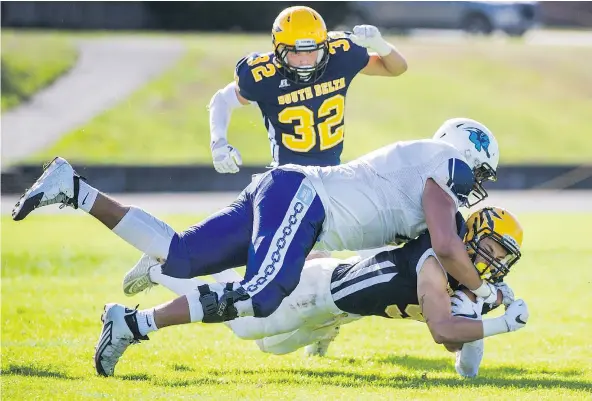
xmin=161 ymin=191 xmax=253 ymax=279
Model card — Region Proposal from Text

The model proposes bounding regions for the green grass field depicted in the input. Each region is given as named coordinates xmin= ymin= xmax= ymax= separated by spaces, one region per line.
xmin=2 ymin=212 xmax=591 ymax=400
xmin=25 ymin=33 xmax=592 ymax=165
xmin=1 ymin=31 xmax=77 ymax=111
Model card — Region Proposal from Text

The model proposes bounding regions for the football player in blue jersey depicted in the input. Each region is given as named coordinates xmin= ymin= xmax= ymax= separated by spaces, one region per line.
xmin=209 ymin=5 xmax=408 ymax=172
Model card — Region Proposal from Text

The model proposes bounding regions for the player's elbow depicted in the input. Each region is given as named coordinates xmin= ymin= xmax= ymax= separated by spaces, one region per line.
xmin=391 ymin=59 xmax=408 ymax=76
xmin=428 ymin=320 xmax=457 ymax=344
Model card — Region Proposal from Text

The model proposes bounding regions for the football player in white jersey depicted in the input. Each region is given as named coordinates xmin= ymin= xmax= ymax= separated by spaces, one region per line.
xmin=12 ymin=117 xmax=502 ymax=376
xmin=103 ymin=206 xmax=529 ymax=378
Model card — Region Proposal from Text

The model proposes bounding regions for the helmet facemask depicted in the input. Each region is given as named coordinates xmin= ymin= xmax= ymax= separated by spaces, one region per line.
xmin=467 ymin=228 xmax=521 ymax=283
xmin=274 ymin=38 xmax=329 ymax=84
xmin=467 ymin=162 xmax=497 ymax=207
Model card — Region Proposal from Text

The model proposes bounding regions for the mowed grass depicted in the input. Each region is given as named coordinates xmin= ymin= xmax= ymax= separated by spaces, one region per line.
xmin=2 ymin=212 xmax=591 ymax=400
xmin=1 ymin=31 xmax=77 ymax=111
xmin=29 ymin=33 xmax=592 ymax=165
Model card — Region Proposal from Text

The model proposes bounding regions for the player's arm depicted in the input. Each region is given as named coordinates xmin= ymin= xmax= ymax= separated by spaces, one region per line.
xmin=417 ymin=256 xmax=484 ymax=344
xmin=208 ymin=81 xmax=247 ymax=174
xmin=418 ymin=256 xmax=529 ymax=344
xmin=209 ymin=80 xmax=250 ymax=145
xmin=208 ymin=57 xmax=258 ymax=174
xmin=423 ymin=179 xmax=485 ymax=291
xmin=349 ymin=25 xmax=407 ymax=77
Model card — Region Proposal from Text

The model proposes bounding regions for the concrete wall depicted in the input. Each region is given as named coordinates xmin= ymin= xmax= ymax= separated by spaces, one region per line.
xmin=3 ymin=164 xmax=591 ymax=194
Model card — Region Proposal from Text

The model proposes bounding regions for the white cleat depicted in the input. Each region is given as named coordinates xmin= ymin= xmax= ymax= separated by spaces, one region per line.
xmin=12 ymin=157 xmax=83 ymax=221
xmin=122 ymin=255 xmax=161 ymax=297
xmin=304 ymin=325 xmax=340 ymax=357
xmin=94 ymin=303 xmax=148 ymax=377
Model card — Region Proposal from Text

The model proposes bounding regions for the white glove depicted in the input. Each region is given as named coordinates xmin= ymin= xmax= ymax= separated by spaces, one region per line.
xmin=450 ymin=290 xmax=483 ymax=320
xmin=495 ymin=282 xmax=515 ymax=306
xmin=211 ymin=139 xmax=242 ymax=174
xmin=502 ymin=299 xmax=529 ymax=332
xmin=471 ymin=281 xmax=499 ymax=306
xmin=349 ymin=25 xmax=392 ymax=57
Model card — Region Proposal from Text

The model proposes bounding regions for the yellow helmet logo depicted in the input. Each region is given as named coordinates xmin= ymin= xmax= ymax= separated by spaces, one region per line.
xmin=464 ymin=207 xmax=524 ymax=283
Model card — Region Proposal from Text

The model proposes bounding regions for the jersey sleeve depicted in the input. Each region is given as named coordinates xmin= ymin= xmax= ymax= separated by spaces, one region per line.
xmin=328 ymin=32 xmax=370 ymax=76
xmin=430 ymin=157 xmax=475 ymax=209
xmin=234 ymin=55 xmax=261 ymax=102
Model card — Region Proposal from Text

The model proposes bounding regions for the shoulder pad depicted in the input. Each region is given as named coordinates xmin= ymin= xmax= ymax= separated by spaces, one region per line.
xmin=234 ymin=52 xmax=276 ymax=100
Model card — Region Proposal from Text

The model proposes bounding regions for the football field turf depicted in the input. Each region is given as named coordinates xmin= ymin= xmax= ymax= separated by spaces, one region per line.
xmin=1 ymin=31 xmax=77 ymax=111
xmin=2 ymin=213 xmax=591 ymax=400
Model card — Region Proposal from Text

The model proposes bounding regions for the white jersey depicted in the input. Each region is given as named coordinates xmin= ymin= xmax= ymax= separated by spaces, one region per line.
xmin=282 ymin=139 xmax=474 ymax=251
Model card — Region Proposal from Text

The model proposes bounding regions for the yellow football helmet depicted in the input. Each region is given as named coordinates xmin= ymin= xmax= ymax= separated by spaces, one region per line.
xmin=271 ymin=6 xmax=329 ymax=83
xmin=464 ymin=207 xmax=523 ymax=283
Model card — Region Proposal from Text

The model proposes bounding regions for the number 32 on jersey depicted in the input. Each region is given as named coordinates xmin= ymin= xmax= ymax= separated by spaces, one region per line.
xmin=279 ymin=95 xmax=345 ymax=152
xmin=385 ymin=304 xmax=425 ymax=322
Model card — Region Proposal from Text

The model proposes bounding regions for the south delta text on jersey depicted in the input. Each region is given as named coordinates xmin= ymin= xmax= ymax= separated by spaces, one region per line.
xmin=235 ymin=33 xmax=370 ymax=167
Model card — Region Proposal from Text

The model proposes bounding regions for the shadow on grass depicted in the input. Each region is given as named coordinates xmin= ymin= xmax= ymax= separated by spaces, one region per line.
xmin=375 ymin=354 xmax=586 ymax=378
xmin=114 ymin=355 xmax=590 ymax=391
xmin=2 ymin=364 xmax=78 ymax=380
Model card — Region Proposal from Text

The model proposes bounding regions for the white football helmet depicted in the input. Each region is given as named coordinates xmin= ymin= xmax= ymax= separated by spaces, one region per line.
xmin=433 ymin=118 xmax=499 ymax=206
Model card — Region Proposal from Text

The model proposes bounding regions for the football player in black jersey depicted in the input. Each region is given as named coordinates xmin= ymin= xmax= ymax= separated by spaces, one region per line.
xmin=143 ymin=206 xmax=528 ymax=378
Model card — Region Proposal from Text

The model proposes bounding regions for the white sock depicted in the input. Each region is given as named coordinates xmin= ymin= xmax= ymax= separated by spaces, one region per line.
xmin=112 ymin=206 xmax=175 ymax=260
xmin=77 ymin=180 xmax=98 ymax=213
xmin=136 ymin=309 xmax=158 ymax=336
xmin=482 ymin=316 xmax=510 ymax=338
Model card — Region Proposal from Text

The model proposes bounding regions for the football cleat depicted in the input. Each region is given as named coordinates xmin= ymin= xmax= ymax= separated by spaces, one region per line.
xmin=94 ymin=303 xmax=148 ymax=377
xmin=122 ymin=255 xmax=161 ymax=296
xmin=12 ymin=157 xmax=83 ymax=221
xmin=304 ymin=325 xmax=340 ymax=357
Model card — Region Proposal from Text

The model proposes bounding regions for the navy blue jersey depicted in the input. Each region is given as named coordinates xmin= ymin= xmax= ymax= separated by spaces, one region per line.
xmin=234 ymin=32 xmax=370 ymax=167
xmin=331 ymin=212 xmax=482 ymax=321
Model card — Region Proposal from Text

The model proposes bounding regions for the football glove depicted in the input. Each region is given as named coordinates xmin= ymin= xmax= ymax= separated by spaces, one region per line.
xmin=502 ymin=299 xmax=529 ymax=332
xmin=471 ymin=281 xmax=499 ymax=306
xmin=495 ymin=282 xmax=515 ymax=306
xmin=450 ymin=290 xmax=483 ymax=319
xmin=211 ymin=139 xmax=242 ymax=174
xmin=349 ymin=25 xmax=392 ymax=57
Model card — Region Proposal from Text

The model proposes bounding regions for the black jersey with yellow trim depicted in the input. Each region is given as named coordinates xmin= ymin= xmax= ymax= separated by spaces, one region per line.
xmin=331 ymin=212 xmax=472 ymax=321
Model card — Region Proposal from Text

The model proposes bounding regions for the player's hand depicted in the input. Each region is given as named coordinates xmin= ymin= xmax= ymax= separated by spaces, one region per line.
xmin=502 ymin=299 xmax=529 ymax=332
xmin=450 ymin=290 xmax=483 ymax=319
xmin=349 ymin=25 xmax=392 ymax=57
xmin=211 ymin=139 xmax=242 ymax=174
xmin=471 ymin=281 xmax=499 ymax=306
xmin=494 ymin=282 xmax=515 ymax=306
